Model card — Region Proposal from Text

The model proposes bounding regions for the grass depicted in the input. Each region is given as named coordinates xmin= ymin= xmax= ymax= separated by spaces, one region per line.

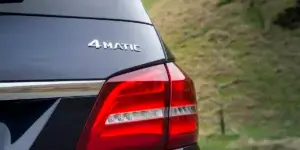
xmin=143 ymin=0 xmax=300 ymax=149
xmin=217 ymin=0 xmax=235 ymax=7
xmin=199 ymin=135 xmax=240 ymax=150
xmin=142 ymin=0 xmax=160 ymax=11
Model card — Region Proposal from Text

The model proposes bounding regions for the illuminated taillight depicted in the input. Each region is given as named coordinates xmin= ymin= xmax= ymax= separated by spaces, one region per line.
xmin=77 ymin=64 xmax=168 ymax=150
xmin=166 ymin=63 xmax=198 ymax=149
xmin=77 ymin=63 xmax=198 ymax=150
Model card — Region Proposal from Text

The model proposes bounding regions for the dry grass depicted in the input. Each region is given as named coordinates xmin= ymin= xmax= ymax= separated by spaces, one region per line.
xmin=144 ymin=0 xmax=300 ymax=149
xmin=227 ymin=137 xmax=300 ymax=150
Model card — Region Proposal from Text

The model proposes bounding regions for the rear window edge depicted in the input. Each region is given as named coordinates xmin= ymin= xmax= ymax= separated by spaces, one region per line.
xmin=0 ymin=12 xmax=154 ymax=25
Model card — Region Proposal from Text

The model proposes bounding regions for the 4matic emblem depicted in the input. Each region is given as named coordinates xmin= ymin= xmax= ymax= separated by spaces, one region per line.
xmin=88 ymin=39 xmax=141 ymax=52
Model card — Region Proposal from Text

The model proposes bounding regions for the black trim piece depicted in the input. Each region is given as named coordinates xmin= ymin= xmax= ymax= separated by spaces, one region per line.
xmin=153 ymin=26 xmax=176 ymax=62
xmin=0 ymin=0 xmax=23 ymax=3
xmin=0 ymin=99 xmax=56 ymax=143
xmin=0 ymin=12 xmax=153 ymax=26
xmin=163 ymin=63 xmax=172 ymax=149
xmin=106 ymin=59 xmax=168 ymax=79
xmin=162 ymin=42 xmax=176 ymax=62
xmin=30 ymin=97 xmax=97 ymax=150
xmin=176 ymin=144 xmax=200 ymax=150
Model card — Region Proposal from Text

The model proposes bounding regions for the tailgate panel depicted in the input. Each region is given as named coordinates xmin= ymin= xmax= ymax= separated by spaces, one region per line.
xmin=0 ymin=16 xmax=165 ymax=81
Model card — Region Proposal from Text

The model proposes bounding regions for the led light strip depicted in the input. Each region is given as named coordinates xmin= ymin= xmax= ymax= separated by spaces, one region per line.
xmin=170 ymin=105 xmax=197 ymax=117
xmin=105 ymin=108 xmax=165 ymax=125
xmin=105 ymin=105 xmax=197 ymax=125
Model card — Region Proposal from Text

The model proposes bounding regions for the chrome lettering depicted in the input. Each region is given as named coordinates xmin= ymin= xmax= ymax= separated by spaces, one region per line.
xmin=133 ymin=44 xmax=141 ymax=52
xmin=88 ymin=40 xmax=141 ymax=52
xmin=129 ymin=44 xmax=134 ymax=50
xmin=103 ymin=42 xmax=113 ymax=49
xmin=88 ymin=39 xmax=101 ymax=49
xmin=114 ymin=43 xmax=124 ymax=50
xmin=122 ymin=43 xmax=130 ymax=50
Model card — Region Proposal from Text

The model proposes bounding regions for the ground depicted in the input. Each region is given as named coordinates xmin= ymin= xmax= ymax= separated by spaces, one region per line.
xmin=143 ymin=0 xmax=300 ymax=149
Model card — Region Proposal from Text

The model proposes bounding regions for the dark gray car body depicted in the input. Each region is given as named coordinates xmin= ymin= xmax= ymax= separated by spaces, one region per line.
xmin=0 ymin=15 xmax=166 ymax=81
xmin=0 ymin=0 xmax=197 ymax=150
xmin=0 ymin=0 xmax=174 ymax=82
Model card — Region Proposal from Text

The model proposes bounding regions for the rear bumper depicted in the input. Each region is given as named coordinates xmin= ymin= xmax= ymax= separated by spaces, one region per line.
xmin=175 ymin=144 xmax=200 ymax=150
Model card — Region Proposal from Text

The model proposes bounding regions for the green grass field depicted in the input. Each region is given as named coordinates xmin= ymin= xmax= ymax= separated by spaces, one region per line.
xmin=143 ymin=0 xmax=300 ymax=149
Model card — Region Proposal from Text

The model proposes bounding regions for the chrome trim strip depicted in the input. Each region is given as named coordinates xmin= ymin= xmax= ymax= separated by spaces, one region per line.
xmin=0 ymin=80 xmax=105 ymax=100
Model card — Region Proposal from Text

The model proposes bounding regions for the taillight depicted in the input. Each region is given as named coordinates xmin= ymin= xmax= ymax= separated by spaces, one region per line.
xmin=166 ymin=63 xmax=198 ymax=149
xmin=77 ymin=63 xmax=198 ymax=150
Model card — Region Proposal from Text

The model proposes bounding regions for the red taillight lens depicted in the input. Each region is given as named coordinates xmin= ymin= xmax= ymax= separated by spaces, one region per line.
xmin=166 ymin=63 xmax=198 ymax=149
xmin=78 ymin=64 xmax=169 ymax=150
xmin=77 ymin=63 xmax=198 ymax=150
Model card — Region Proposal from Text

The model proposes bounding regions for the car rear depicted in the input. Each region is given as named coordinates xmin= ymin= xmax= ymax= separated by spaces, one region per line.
xmin=0 ymin=0 xmax=199 ymax=149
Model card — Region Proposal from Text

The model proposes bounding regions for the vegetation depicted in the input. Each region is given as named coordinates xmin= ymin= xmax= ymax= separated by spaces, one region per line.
xmin=142 ymin=0 xmax=160 ymax=10
xmin=143 ymin=0 xmax=300 ymax=149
